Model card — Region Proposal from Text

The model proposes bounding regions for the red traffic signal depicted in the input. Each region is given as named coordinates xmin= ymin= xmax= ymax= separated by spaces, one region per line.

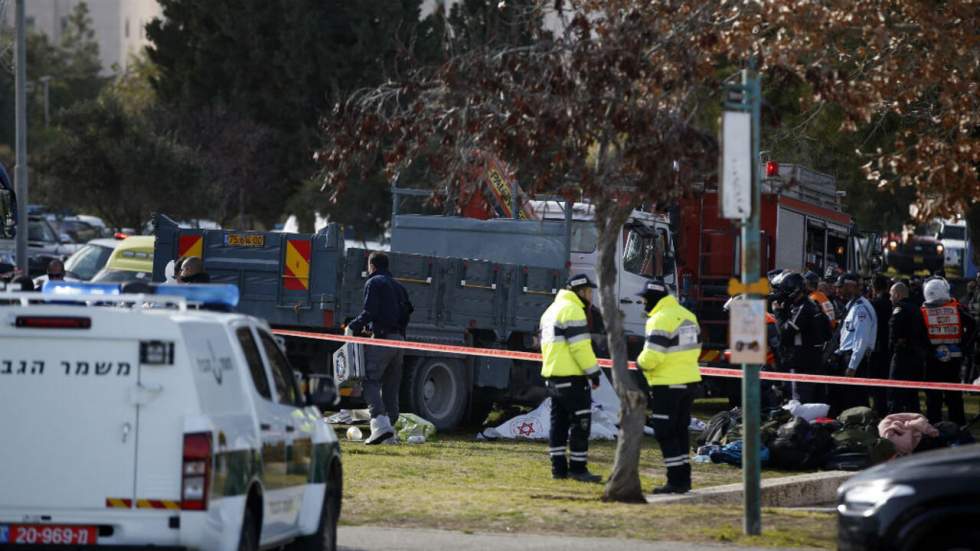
xmin=765 ymin=161 xmax=779 ymax=177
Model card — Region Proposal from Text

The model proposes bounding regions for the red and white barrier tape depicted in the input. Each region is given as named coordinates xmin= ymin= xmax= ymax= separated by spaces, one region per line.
xmin=272 ymin=329 xmax=980 ymax=393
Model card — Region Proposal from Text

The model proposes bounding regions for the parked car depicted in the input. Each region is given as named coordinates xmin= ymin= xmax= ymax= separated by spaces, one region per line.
xmin=92 ymin=235 xmax=154 ymax=283
xmin=0 ymin=216 xmax=82 ymax=277
xmin=883 ymin=233 xmax=945 ymax=276
xmin=33 ymin=237 xmax=121 ymax=287
xmin=837 ymin=443 xmax=980 ymax=550
xmin=46 ymin=215 xmax=101 ymax=244
xmin=75 ymin=214 xmax=112 ymax=238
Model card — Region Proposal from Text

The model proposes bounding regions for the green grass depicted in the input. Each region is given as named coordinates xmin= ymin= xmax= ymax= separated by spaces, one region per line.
xmin=337 ymin=393 xmax=980 ymax=548
xmin=339 ymin=431 xmax=836 ymax=548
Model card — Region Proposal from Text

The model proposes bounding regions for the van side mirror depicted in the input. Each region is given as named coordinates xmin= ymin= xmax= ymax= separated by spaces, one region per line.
xmin=305 ymin=373 xmax=340 ymax=410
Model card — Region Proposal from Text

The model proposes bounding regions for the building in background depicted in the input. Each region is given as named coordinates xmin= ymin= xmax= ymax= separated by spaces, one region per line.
xmin=4 ymin=0 xmax=160 ymax=75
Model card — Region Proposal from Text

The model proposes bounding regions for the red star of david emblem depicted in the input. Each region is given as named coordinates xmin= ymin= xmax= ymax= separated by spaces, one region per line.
xmin=517 ymin=421 xmax=536 ymax=437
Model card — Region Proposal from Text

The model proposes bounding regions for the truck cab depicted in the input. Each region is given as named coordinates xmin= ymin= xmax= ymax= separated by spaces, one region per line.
xmin=529 ymin=201 xmax=677 ymax=338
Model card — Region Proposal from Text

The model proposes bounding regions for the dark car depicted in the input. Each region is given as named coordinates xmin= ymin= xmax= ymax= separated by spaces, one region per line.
xmin=883 ymin=234 xmax=945 ymax=276
xmin=837 ymin=443 xmax=980 ymax=551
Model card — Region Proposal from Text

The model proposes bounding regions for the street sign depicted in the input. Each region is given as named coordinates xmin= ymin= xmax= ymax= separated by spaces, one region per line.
xmin=720 ymin=110 xmax=752 ymax=220
xmin=727 ymin=278 xmax=770 ymax=296
xmin=729 ymin=299 xmax=767 ymax=365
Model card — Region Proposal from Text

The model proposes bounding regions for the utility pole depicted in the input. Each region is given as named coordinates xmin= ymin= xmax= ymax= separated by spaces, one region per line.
xmin=14 ymin=0 xmax=28 ymax=275
xmin=738 ymin=64 xmax=763 ymax=537
xmin=720 ymin=63 xmax=764 ymax=536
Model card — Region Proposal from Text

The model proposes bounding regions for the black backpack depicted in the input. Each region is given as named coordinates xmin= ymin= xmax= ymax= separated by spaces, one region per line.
xmin=769 ymin=417 xmax=837 ymax=470
xmin=698 ymin=408 xmax=741 ymax=446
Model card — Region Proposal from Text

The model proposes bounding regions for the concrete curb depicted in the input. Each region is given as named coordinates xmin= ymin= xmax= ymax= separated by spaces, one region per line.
xmin=645 ymin=471 xmax=855 ymax=507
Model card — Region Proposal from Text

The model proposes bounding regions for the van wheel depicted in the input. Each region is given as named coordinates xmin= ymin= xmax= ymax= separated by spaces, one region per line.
xmin=405 ymin=358 xmax=468 ymax=431
xmin=237 ymin=503 xmax=260 ymax=551
xmin=289 ymin=461 xmax=342 ymax=551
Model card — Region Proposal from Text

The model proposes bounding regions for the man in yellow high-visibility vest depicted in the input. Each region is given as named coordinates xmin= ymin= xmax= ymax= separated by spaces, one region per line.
xmin=540 ymin=274 xmax=602 ymax=483
xmin=637 ymin=279 xmax=702 ymax=494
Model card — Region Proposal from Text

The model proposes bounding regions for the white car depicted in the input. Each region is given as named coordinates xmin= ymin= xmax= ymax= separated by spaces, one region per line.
xmin=0 ymin=283 xmax=342 ymax=551
xmin=33 ymin=238 xmax=122 ymax=288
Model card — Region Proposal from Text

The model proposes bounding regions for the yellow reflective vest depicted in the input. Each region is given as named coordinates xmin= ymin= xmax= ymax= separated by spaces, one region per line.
xmin=540 ymin=290 xmax=600 ymax=378
xmin=637 ymin=295 xmax=702 ymax=386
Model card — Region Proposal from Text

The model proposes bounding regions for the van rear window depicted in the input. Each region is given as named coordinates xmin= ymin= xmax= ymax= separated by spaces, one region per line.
xmin=236 ymin=328 xmax=271 ymax=400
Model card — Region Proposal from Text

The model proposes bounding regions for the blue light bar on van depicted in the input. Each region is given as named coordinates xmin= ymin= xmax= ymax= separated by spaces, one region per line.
xmin=43 ymin=281 xmax=122 ymax=296
xmin=155 ymin=284 xmax=240 ymax=308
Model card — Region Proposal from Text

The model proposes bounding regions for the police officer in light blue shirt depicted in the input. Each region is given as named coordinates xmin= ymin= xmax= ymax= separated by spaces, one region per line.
xmin=833 ymin=272 xmax=878 ymax=413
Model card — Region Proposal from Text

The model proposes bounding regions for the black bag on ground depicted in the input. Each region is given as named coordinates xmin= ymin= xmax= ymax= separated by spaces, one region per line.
xmin=768 ymin=417 xmax=836 ymax=470
xmin=769 ymin=417 xmax=811 ymax=469
xmin=825 ymin=406 xmax=895 ymax=470
xmin=698 ymin=408 xmax=741 ymax=446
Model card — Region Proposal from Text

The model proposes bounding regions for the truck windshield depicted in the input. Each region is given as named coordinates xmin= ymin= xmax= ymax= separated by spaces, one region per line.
xmin=64 ymin=243 xmax=113 ymax=281
xmin=941 ymin=226 xmax=966 ymax=240
xmin=571 ymin=222 xmax=598 ymax=253
xmin=623 ymin=227 xmax=672 ymax=279
xmin=28 ymin=220 xmax=57 ymax=243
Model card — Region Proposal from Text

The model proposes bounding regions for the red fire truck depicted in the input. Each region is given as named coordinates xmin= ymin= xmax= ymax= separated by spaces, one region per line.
xmin=676 ymin=163 xmax=858 ymax=363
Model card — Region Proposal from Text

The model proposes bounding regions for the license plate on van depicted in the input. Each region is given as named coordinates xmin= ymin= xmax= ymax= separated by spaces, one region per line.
xmin=913 ymin=255 xmax=924 ymax=264
xmin=0 ymin=524 xmax=96 ymax=545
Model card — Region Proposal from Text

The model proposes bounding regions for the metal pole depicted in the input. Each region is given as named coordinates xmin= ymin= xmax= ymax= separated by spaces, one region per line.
xmin=563 ymin=198 xmax=573 ymax=278
xmin=14 ymin=0 xmax=29 ymax=275
xmin=740 ymin=66 xmax=763 ymax=536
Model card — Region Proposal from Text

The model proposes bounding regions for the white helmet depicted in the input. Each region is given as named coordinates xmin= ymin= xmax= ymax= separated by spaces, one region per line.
xmin=923 ymin=278 xmax=950 ymax=304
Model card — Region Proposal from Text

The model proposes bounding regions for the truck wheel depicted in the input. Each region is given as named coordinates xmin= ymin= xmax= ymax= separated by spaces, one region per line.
xmin=288 ymin=460 xmax=342 ymax=551
xmin=406 ymin=358 xmax=468 ymax=431
xmin=237 ymin=502 xmax=260 ymax=551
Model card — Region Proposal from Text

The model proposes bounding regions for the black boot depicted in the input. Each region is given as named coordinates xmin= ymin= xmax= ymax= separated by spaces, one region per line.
xmin=569 ymin=470 xmax=602 ymax=483
xmin=569 ymin=461 xmax=602 ymax=483
xmin=551 ymin=455 xmax=568 ymax=480
xmin=653 ymin=464 xmax=691 ymax=494
xmin=651 ymin=483 xmax=690 ymax=494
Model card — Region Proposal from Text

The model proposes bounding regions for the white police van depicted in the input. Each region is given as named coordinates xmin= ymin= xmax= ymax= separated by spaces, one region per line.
xmin=0 ymin=282 xmax=342 ymax=550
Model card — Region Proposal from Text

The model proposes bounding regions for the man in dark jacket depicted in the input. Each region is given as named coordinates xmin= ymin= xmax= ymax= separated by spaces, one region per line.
xmin=887 ymin=282 xmax=927 ymax=413
xmin=773 ymin=272 xmax=832 ymax=404
xmin=869 ymin=275 xmax=893 ymax=416
xmin=347 ymin=252 xmax=412 ymax=445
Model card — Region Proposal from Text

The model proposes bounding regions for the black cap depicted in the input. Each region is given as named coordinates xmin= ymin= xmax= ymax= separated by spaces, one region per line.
xmin=803 ymin=271 xmax=820 ymax=285
xmin=566 ymin=273 xmax=597 ymax=290
xmin=636 ymin=279 xmax=668 ymax=296
xmin=836 ymin=272 xmax=860 ymax=286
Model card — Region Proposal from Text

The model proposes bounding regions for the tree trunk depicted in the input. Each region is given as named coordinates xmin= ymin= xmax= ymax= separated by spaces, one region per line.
xmin=595 ymin=198 xmax=648 ymax=503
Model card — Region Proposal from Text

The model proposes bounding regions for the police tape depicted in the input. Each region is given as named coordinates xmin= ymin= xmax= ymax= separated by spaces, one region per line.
xmin=272 ymin=329 xmax=980 ymax=394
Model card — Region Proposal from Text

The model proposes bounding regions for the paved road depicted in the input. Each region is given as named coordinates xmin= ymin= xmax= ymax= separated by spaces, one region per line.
xmin=338 ymin=526 xmax=823 ymax=551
